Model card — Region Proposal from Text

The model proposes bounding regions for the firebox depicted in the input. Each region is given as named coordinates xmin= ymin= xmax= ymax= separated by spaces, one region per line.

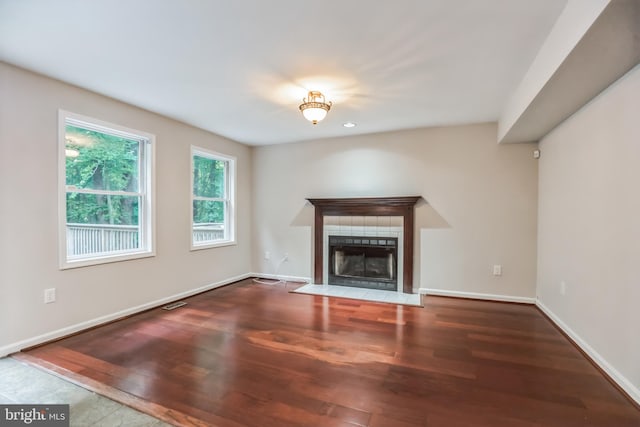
xmin=328 ymin=235 xmax=398 ymax=291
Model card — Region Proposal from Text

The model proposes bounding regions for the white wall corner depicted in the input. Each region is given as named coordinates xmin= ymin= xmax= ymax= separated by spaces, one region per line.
xmin=536 ymin=299 xmax=640 ymax=406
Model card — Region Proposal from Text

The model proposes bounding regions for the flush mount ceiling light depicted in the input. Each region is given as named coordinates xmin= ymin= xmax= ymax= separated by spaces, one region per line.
xmin=299 ymin=91 xmax=332 ymax=125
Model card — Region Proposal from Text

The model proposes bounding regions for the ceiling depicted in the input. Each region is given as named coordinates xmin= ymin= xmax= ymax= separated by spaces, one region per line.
xmin=0 ymin=0 xmax=567 ymax=146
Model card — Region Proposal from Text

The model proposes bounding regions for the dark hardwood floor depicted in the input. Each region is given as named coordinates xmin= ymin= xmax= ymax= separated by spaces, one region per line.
xmin=15 ymin=279 xmax=640 ymax=426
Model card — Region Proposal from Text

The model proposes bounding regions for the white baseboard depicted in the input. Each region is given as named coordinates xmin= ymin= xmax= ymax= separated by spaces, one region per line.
xmin=536 ymin=299 xmax=640 ymax=406
xmin=419 ymin=288 xmax=535 ymax=304
xmin=0 ymin=273 xmax=252 ymax=358
xmin=250 ymin=272 xmax=311 ymax=283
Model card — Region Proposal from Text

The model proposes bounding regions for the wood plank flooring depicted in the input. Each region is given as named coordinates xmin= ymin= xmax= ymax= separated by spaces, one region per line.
xmin=16 ymin=279 xmax=640 ymax=426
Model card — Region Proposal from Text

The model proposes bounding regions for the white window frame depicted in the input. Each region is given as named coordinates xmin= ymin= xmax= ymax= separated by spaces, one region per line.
xmin=190 ymin=146 xmax=236 ymax=250
xmin=58 ymin=110 xmax=156 ymax=269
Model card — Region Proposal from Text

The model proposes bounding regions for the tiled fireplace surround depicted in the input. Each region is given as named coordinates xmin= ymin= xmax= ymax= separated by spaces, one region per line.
xmin=307 ymin=197 xmax=421 ymax=294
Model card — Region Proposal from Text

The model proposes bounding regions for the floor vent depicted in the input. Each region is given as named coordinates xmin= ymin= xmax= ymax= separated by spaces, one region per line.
xmin=162 ymin=301 xmax=187 ymax=311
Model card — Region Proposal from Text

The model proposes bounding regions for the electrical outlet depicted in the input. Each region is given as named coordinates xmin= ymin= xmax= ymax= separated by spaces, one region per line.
xmin=264 ymin=251 xmax=270 ymax=260
xmin=44 ymin=288 xmax=56 ymax=304
xmin=560 ymin=281 xmax=566 ymax=295
xmin=492 ymin=265 xmax=502 ymax=276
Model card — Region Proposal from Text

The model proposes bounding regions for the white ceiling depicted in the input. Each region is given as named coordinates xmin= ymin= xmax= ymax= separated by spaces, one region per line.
xmin=0 ymin=0 xmax=567 ymax=146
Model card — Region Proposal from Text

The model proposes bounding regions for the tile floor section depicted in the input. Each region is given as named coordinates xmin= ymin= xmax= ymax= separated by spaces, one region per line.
xmin=0 ymin=357 xmax=169 ymax=427
xmin=292 ymin=283 xmax=423 ymax=306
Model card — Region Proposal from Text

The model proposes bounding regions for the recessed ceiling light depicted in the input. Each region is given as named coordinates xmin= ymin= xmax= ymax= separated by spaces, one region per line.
xmin=343 ymin=122 xmax=356 ymax=128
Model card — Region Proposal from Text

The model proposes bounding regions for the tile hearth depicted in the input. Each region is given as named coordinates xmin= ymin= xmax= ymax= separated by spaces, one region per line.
xmin=293 ymin=283 xmax=422 ymax=307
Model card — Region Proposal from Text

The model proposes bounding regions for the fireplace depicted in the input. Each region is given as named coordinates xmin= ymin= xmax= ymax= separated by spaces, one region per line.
xmin=307 ymin=196 xmax=421 ymax=294
xmin=328 ymin=235 xmax=398 ymax=290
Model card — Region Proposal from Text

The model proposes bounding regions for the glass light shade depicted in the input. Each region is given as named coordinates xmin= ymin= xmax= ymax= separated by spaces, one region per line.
xmin=302 ymin=107 xmax=328 ymax=123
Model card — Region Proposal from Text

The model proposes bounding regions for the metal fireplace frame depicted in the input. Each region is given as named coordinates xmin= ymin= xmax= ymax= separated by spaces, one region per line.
xmin=328 ymin=235 xmax=398 ymax=291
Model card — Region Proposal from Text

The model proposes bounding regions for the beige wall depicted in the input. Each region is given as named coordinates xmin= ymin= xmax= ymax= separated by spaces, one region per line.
xmin=252 ymin=123 xmax=538 ymax=297
xmin=0 ymin=63 xmax=252 ymax=354
xmin=537 ymin=64 xmax=640 ymax=399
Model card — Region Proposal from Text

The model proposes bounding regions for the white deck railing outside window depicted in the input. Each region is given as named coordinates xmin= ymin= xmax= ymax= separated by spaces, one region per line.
xmin=67 ymin=223 xmax=224 ymax=256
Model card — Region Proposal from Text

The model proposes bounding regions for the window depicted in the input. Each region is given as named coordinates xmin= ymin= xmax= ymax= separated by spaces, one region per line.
xmin=191 ymin=146 xmax=235 ymax=249
xmin=59 ymin=111 xmax=155 ymax=268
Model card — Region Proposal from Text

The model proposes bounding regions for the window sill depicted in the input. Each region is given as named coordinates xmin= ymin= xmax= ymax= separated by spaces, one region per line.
xmin=190 ymin=240 xmax=237 ymax=251
xmin=60 ymin=250 xmax=155 ymax=270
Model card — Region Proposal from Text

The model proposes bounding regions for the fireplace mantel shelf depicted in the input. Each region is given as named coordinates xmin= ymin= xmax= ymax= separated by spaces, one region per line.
xmin=306 ymin=196 xmax=422 ymax=294
xmin=307 ymin=196 xmax=421 ymax=206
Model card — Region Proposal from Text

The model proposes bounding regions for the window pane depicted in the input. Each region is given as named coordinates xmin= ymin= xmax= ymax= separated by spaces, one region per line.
xmin=66 ymin=193 xmax=139 ymax=225
xmin=193 ymin=200 xmax=225 ymax=243
xmin=66 ymin=193 xmax=141 ymax=257
xmin=65 ymin=124 xmax=140 ymax=192
xmin=193 ymin=155 xmax=225 ymax=198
